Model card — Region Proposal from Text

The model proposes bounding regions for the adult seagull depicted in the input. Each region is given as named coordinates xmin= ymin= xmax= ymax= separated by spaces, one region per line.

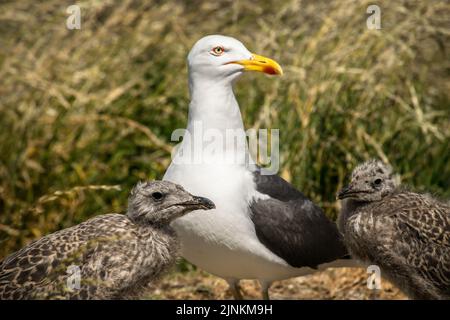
xmin=164 ymin=35 xmax=350 ymax=299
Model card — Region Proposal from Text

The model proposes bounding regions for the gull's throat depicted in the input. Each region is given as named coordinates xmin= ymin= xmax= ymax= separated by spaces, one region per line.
xmin=184 ymin=79 xmax=249 ymax=165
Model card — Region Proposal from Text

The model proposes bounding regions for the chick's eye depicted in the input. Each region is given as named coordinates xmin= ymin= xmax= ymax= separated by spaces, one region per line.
xmin=373 ymin=178 xmax=382 ymax=185
xmin=211 ymin=46 xmax=224 ymax=56
xmin=151 ymin=192 xmax=164 ymax=201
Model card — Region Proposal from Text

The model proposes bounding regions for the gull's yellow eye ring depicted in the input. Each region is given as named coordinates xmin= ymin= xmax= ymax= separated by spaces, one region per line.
xmin=211 ymin=46 xmax=225 ymax=56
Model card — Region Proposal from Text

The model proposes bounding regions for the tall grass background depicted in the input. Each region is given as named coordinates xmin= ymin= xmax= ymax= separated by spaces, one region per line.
xmin=0 ymin=0 xmax=449 ymax=260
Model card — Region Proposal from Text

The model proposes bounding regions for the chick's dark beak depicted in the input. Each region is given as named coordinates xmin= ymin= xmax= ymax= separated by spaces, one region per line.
xmin=337 ymin=185 xmax=352 ymax=200
xmin=186 ymin=196 xmax=216 ymax=210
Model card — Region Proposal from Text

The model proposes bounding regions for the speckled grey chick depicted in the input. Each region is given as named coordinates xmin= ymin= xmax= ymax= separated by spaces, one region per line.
xmin=0 ymin=181 xmax=215 ymax=300
xmin=337 ymin=160 xmax=450 ymax=300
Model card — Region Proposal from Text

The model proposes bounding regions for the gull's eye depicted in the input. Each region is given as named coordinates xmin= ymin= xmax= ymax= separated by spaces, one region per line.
xmin=151 ymin=192 xmax=164 ymax=201
xmin=373 ymin=178 xmax=382 ymax=186
xmin=211 ymin=46 xmax=225 ymax=56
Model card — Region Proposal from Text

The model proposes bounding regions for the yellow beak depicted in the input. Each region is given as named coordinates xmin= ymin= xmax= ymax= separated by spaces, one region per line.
xmin=230 ymin=53 xmax=283 ymax=75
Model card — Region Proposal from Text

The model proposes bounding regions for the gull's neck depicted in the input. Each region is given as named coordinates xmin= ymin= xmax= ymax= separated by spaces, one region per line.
xmin=338 ymin=199 xmax=370 ymax=233
xmin=188 ymin=78 xmax=244 ymax=132
xmin=181 ymin=76 xmax=249 ymax=165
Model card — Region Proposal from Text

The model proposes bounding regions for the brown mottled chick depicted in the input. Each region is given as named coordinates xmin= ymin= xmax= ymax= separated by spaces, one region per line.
xmin=0 ymin=181 xmax=215 ymax=300
xmin=337 ymin=160 xmax=450 ymax=300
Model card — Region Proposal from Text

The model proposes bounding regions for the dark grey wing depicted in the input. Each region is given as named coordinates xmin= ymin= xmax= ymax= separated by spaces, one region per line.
xmin=250 ymin=169 xmax=348 ymax=269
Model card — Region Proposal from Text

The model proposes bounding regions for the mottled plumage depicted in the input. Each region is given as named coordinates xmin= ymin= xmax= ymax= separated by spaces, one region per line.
xmin=0 ymin=181 xmax=214 ymax=300
xmin=338 ymin=160 xmax=450 ymax=299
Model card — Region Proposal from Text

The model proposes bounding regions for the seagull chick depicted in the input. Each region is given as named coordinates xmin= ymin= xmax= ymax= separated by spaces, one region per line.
xmin=337 ymin=160 xmax=450 ymax=300
xmin=0 ymin=181 xmax=215 ymax=300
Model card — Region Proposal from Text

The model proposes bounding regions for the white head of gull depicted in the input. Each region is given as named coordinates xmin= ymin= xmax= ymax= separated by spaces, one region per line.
xmin=164 ymin=35 xmax=351 ymax=300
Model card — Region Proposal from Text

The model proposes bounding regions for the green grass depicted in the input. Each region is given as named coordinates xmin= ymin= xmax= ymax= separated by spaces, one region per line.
xmin=0 ymin=0 xmax=449 ymax=259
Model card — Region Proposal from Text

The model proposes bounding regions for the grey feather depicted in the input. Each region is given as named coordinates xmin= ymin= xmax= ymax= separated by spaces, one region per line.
xmin=250 ymin=169 xmax=348 ymax=268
